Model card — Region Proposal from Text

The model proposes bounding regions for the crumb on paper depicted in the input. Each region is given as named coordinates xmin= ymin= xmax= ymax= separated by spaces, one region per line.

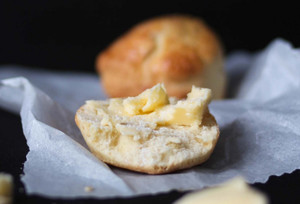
xmin=174 ymin=177 xmax=268 ymax=204
xmin=0 ymin=173 xmax=13 ymax=204
xmin=84 ymin=186 xmax=94 ymax=192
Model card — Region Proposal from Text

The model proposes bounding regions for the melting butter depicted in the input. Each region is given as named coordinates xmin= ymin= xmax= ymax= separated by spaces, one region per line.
xmin=107 ymin=83 xmax=211 ymax=127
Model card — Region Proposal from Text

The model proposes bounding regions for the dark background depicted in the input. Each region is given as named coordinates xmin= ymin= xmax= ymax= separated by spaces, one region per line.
xmin=0 ymin=1 xmax=300 ymax=72
xmin=1 ymin=0 xmax=300 ymax=203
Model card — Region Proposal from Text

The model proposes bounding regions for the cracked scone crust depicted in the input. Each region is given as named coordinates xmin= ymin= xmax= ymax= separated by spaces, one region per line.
xmin=75 ymin=101 xmax=219 ymax=174
xmin=97 ymin=15 xmax=226 ymax=99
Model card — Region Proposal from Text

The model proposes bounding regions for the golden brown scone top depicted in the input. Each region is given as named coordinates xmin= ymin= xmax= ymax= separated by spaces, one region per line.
xmin=97 ymin=15 xmax=225 ymax=99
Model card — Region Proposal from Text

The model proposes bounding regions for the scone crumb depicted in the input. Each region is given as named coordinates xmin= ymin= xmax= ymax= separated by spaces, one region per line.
xmin=0 ymin=173 xmax=13 ymax=204
xmin=84 ymin=186 xmax=94 ymax=192
xmin=174 ymin=177 xmax=268 ymax=204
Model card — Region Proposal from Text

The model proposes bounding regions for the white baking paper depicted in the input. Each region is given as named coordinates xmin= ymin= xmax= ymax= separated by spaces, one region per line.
xmin=0 ymin=38 xmax=299 ymax=198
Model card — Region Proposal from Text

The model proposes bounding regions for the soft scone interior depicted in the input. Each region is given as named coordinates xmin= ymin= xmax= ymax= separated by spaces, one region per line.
xmin=75 ymin=84 xmax=219 ymax=174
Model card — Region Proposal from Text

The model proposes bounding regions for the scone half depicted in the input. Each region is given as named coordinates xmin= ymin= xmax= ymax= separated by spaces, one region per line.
xmin=75 ymin=84 xmax=219 ymax=174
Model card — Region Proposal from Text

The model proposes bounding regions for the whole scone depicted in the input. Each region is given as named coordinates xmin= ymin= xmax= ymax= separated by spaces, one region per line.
xmin=97 ymin=15 xmax=226 ymax=99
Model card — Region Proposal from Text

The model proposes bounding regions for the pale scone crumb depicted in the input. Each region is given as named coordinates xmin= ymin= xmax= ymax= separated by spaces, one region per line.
xmin=84 ymin=186 xmax=94 ymax=192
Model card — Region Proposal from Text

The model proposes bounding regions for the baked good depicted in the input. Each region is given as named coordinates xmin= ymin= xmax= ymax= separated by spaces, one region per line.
xmin=175 ymin=177 xmax=268 ymax=204
xmin=75 ymin=84 xmax=219 ymax=174
xmin=0 ymin=173 xmax=13 ymax=204
xmin=96 ymin=15 xmax=226 ymax=99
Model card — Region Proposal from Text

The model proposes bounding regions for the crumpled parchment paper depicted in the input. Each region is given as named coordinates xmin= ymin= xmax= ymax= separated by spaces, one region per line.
xmin=0 ymin=38 xmax=299 ymax=198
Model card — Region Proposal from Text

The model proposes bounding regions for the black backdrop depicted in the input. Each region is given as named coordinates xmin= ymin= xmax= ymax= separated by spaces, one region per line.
xmin=1 ymin=1 xmax=300 ymax=203
xmin=1 ymin=0 xmax=300 ymax=71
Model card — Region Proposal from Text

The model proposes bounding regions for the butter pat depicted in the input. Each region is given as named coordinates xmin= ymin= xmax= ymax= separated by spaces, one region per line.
xmin=175 ymin=177 xmax=268 ymax=204
xmin=156 ymin=86 xmax=211 ymax=126
xmin=107 ymin=84 xmax=211 ymax=127
xmin=123 ymin=84 xmax=169 ymax=115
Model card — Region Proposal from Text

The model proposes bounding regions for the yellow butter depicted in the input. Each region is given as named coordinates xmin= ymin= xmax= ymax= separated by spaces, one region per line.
xmin=107 ymin=84 xmax=212 ymax=126
xmin=123 ymin=84 xmax=169 ymax=115
xmin=156 ymin=86 xmax=211 ymax=126
xmin=175 ymin=177 xmax=268 ymax=204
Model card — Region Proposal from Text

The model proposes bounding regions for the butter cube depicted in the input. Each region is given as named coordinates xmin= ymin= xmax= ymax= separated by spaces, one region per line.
xmin=157 ymin=87 xmax=212 ymax=126
xmin=123 ymin=84 xmax=169 ymax=115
